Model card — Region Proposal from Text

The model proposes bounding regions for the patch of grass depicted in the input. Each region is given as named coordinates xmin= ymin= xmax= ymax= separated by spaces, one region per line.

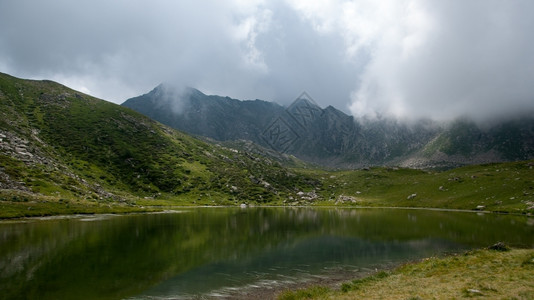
xmin=0 ymin=190 xmax=155 ymax=218
xmin=282 ymin=248 xmax=534 ymax=299
xmin=522 ymin=254 xmax=534 ymax=267
xmin=306 ymin=159 xmax=534 ymax=213
xmin=340 ymin=271 xmax=390 ymax=292
xmin=277 ymin=286 xmax=331 ymax=300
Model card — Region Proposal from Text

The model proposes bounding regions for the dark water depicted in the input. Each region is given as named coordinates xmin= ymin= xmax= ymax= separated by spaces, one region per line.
xmin=1 ymin=207 xmax=533 ymax=299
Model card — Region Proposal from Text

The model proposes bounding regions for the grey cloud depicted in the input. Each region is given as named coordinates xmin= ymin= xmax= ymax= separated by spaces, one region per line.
xmin=351 ymin=0 xmax=534 ymax=122
xmin=0 ymin=0 xmax=365 ymax=111
xmin=1 ymin=0 xmax=533 ymax=122
xmin=0 ymin=0 xmax=248 ymax=101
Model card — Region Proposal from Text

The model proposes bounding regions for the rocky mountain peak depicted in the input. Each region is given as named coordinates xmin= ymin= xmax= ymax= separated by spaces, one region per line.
xmin=122 ymin=86 xmax=534 ymax=169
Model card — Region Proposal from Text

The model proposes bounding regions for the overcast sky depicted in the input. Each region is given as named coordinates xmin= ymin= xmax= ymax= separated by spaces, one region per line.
xmin=1 ymin=0 xmax=533 ymax=121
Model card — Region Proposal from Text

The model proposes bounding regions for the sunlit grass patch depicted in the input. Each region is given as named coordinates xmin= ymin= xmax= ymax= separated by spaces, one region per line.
xmin=307 ymin=159 xmax=534 ymax=213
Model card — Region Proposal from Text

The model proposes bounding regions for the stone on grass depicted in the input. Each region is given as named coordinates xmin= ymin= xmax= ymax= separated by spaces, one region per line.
xmin=487 ymin=242 xmax=510 ymax=252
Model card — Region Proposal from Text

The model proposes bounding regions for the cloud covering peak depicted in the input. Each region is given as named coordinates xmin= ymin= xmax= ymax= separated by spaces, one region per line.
xmin=1 ymin=0 xmax=533 ymax=121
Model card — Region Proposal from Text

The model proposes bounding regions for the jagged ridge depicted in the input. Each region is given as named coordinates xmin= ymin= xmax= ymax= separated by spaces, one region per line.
xmin=123 ymin=84 xmax=534 ymax=168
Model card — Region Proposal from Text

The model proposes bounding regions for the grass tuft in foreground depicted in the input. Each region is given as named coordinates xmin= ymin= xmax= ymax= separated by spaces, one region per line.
xmin=278 ymin=286 xmax=331 ymax=300
xmin=340 ymin=270 xmax=390 ymax=292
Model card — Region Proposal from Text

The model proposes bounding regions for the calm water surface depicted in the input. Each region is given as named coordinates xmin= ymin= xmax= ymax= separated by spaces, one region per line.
xmin=1 ymin=207 xmax=533 ymax=299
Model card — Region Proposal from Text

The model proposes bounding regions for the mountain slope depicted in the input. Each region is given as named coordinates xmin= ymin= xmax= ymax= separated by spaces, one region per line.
xmin=0 ymin=73 xmax=318 ymax=217
xmin=405 ymin=117 xmax=534 ymax=168
xmin=122 ymin=86 xmax=439 ymax=168
xmin=2 ymin=73 xmax=533 ymax=218
xmin=124 ymin=85 xmax=534 ymax=168
xmin=123 ymin=85 xmax=285 ymax=142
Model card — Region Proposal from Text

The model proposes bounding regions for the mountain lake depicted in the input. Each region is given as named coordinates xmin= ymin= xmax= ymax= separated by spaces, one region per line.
xmin=1 ymin=207 xmax=533 ymax=299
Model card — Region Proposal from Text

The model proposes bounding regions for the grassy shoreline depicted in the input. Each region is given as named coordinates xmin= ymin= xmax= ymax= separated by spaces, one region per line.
xmin=1 ymin=200 xmax=531 ymax=220
xmin=278 ymin=247 xmax=534 ymax=300
xmin=1 ymin=197 xmax=532 ymax=220
xmin=2 ymin=158 xmax=533 ymax=219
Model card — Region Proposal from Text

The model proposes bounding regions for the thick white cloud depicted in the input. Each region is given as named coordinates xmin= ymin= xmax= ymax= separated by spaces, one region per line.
xmin=1 ymin=0 xmax=533 ymax=121
xmin=287 ymin=0 xmax=534 ymax=121
xmin=346 ymin=0 xmax=534 ymax=121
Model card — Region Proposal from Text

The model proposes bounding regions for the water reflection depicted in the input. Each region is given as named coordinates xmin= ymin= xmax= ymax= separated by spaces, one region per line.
xmin=1 ymin=208 xmax=533 ymax=300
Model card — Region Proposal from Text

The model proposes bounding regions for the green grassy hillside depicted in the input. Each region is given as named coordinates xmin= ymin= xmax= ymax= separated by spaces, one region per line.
xmin=1 ymin=72 xmax=533 ymax=218
xmin=0 ymin=73 xmax=318 ymax=218
xmin=305 ymin=160 xmax=534 ymax=214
